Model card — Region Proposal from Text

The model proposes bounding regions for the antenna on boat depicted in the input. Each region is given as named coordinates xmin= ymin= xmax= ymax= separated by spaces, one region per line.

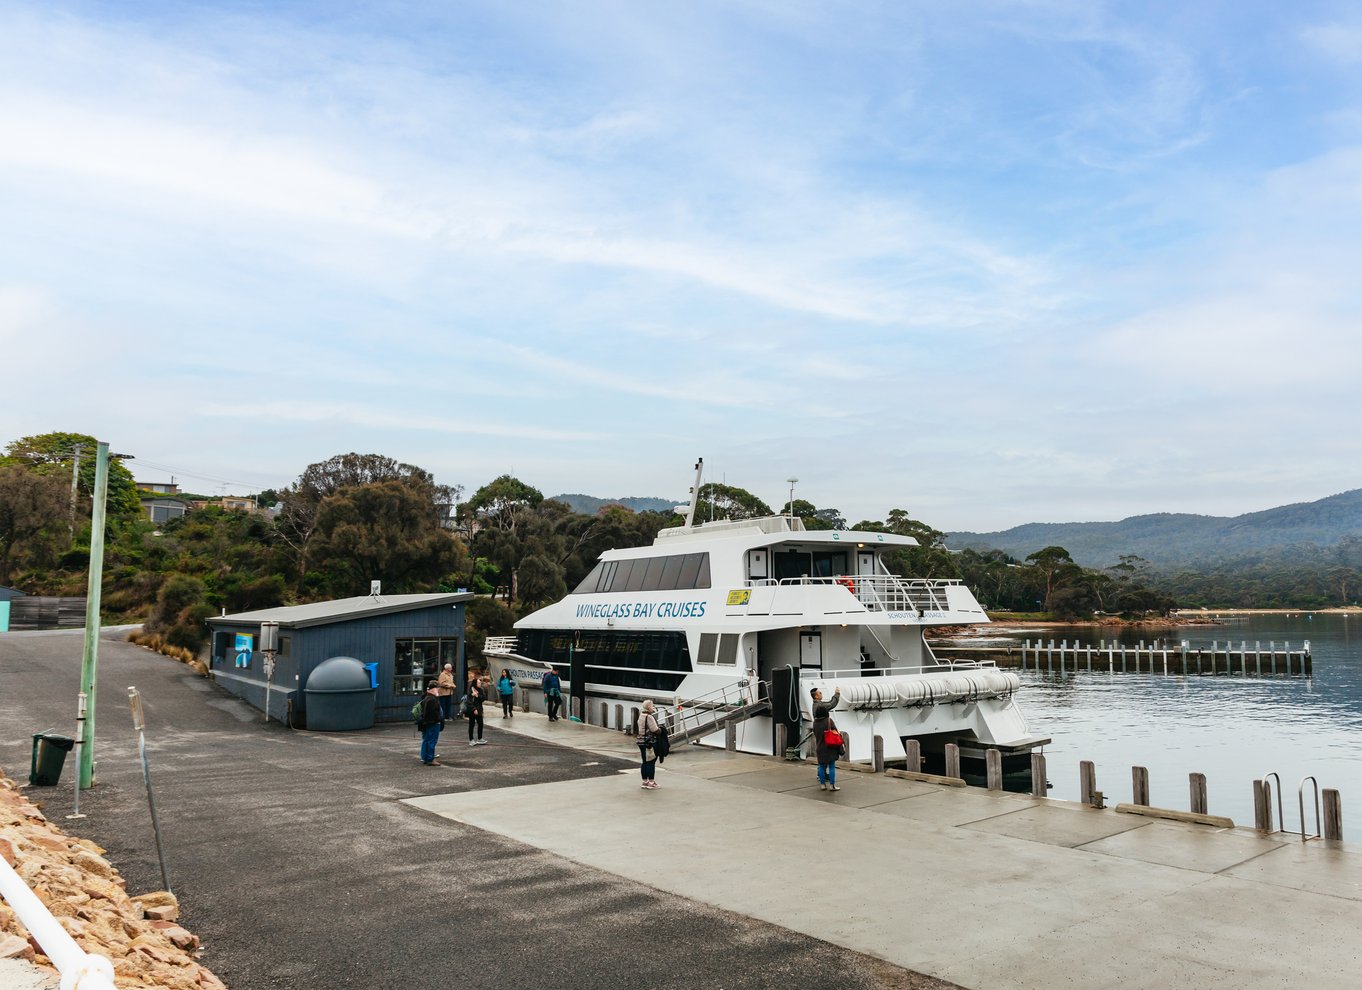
xmin=786 ymin=477 xmax=798 ymax=517
xmin=683 ymin=458 xmax=704 ymax=529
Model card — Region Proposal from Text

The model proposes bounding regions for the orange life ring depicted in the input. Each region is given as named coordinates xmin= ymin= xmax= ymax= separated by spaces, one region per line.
xmin=835 ymin=576 xmax=857 ymax=594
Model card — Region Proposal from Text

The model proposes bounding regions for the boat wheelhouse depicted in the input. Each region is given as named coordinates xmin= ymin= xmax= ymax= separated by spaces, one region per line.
xmin=486 ymin=464 xmax=1047 ymax=774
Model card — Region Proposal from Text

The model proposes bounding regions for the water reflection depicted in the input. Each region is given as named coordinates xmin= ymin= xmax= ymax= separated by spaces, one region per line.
xmin=979 ymin=614 xmax=1362 ymax=839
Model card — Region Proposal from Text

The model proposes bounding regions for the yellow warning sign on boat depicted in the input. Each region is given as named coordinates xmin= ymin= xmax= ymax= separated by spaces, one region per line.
xmin=726 ymin=589 xmax=751 ymax=605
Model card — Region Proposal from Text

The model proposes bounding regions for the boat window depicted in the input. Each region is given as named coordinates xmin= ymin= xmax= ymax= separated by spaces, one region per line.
xmin=694 ymin=553 xmax=711 ymax=589
xmin=660 ymin=555 xmax=685 ymax=590
xmin=775 ymin=550 xmax=811 ymax=581
xmin=812 ymin=551 xmax=847 ymax=578
xmin=718 ymin=633 xmax=739 ymax=665
xmin=610 ymin=559 xmax=636 ymax=592
xmin=573 ymin=562 xmax=604 ymax=594
xmin=677 ymin=553 xmax=702 ymax=588
xmin=696 ymin=633 xmax=718 ymax=664
xmin=597 ymin=561 xmax=617 ymax=592
xmin=639 ymin=556 xmax=667 ymax=591
xmin=622 ymin=559 xmax=649 ymax=592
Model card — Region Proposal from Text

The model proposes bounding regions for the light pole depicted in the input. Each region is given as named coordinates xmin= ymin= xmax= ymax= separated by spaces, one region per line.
xmin=786 ymin=477 xmax=798 ymax=517
xmin=77 ymin=444 xmax=132 ymax=790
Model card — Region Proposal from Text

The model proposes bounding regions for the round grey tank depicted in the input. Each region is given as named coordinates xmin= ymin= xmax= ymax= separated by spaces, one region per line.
xmin=303 ymin=656 xmax=377 ymax=731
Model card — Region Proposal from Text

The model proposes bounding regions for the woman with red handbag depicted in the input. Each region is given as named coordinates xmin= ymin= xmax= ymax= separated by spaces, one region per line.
xmin=812 ymin=705 xmax=842 ymax=791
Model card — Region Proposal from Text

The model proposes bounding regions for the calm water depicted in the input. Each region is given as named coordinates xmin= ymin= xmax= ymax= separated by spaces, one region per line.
xmin=976 ymin=614 xmax=1362 ymax=840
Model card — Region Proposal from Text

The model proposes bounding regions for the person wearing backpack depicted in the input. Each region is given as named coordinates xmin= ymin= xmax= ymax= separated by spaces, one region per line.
xmin=466 ymin=672 xmax=487 ymax=745
xmin=637 ymin=699 xmax=662 ymax=789
xmin=417 ymin=683 xmax=445 ymax=766
xmin=542 ymin=667 xmax=562 ymax=721
xmin=497 ymin=668 xmax=516 ymax=718
xmin=812 ymin=705 xmax=842 ymax=791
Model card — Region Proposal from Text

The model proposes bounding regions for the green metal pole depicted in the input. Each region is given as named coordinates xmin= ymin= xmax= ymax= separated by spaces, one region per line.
xmin=78 ymin=442 xmax=110 ymax=790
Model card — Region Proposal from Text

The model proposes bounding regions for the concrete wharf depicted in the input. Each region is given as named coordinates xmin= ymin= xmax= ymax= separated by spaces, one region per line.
xmin=931 ymin=637 xmax=1312 ymax=676
xmin=409 ymin=710 xmax=1362 ymax=989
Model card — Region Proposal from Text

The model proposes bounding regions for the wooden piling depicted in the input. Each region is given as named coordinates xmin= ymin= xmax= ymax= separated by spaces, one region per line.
xmin=1132 ymin=766 xmax=1150 ymax=806
xmin=629 ymin=706 xmax=639 ymax=736
xmin=905 ymin=738 xmax=922 ymax=773
xmin=615 ymin=704 xmax=624 ymax=731
xmin=1190 ymin=772 xmax=1208 ymax=815
xmin=872 ymin=734 xmax=885 ymax=773
xmin=944 ymin=742 xmax=960 ymax=780
xmin=1324 ymin=789 xmax=1343 ymax=841
xmin=774 ymin=722 xmax=787 ymax=758
xmin=1031 ymin=752 xmax=1047 ymax=798
xmin=725 ymin=722 xmax=737 ymax=752
xmin=986 ymin=749 xmax=1002 ymax=790
xmin=1253 ymin=780 xmax=1273 ymax=831
xmin=1080 ymin=760 xmax=1097 ymax=806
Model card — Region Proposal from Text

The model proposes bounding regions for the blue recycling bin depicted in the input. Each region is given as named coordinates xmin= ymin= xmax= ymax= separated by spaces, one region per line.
xmin=362 ymin=662 xmax=379 ymax=689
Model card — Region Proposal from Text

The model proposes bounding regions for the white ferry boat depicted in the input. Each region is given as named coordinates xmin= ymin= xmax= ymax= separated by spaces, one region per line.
xmin=485 ymin=462 xmax=1047 ymax=775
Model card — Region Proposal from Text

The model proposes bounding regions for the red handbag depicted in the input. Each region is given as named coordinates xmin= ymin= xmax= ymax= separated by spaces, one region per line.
xmin=823 ymin=727 xmax=843 ymax=747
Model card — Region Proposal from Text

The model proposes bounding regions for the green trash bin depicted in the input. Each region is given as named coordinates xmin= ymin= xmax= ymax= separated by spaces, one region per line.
xmin=29 ymin=732 xmax=75 ymax=786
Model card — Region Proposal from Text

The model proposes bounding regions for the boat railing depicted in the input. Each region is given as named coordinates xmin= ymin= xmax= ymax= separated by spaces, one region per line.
xmin=747 ymin=575 xmax=962 ymax=613
xmin=483 ymin=635 xmax=518 ymax=654
xmin=816 ymin=659 xmax=1000 ymax=680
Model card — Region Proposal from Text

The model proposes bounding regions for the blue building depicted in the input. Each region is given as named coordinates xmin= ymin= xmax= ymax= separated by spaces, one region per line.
xmin=206 ymin=593 xmax=472 ymax=725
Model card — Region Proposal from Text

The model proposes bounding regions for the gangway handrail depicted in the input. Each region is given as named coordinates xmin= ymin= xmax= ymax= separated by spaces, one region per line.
xmin=660 ymin=676 xmax=767 ymax=742
xmin=0 ymin=854 xmax=117 ymax=989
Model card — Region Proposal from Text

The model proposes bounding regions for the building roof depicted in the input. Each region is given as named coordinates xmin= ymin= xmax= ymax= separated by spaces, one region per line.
xmin=207 ymin=593 xmax=474 ymax=630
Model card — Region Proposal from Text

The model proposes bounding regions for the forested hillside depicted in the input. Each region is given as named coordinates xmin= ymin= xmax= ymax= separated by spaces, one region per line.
xmin=948 ymin=489 xmax=1362 ymax=568
xmin=0 ymin=432 xmax=1183 ymax=647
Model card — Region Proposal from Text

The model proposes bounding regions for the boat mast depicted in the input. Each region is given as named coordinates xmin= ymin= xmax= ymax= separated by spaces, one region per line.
xmin=683 ymin=458 xmax=704 ymax=529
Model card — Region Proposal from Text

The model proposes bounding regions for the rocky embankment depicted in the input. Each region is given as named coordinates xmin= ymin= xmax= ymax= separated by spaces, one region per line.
xmin=0 ymin=770 xmax=226 ymax=989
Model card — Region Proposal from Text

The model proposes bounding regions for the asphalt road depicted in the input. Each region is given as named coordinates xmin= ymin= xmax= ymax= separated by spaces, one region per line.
xmin=0 ymin=630 xmax=951 ymax=990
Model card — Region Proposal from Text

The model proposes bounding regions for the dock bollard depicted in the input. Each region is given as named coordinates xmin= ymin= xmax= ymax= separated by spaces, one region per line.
xmin=944 ymin=743 xmax=960 ymax=780
xmin=628 ymin=707 xmax=639 ymax=736
xmin=986 ymin=749 xmax=1002 ymax=791
xmin=1031 ymin=753 xmax=1047 ymax=797
xmin=1190 ymin=773 xmax=1208 ymax=815
xmin=1324 ymin=789 xmax=1343 ymax=841
xmin=1132 ymin=766 xmax=1149 ymax=806
xmin=1080 ymin=760 xmax=1097 ymax=807
xmin=905 ymin=739 xmax=922 ymax=774
xmin=872 ymin=735 xmax=884 ymax=773
xmin=1253 ymin=780 xmax=1273 ymax=831
xmin=615 ymin=704 xmax=624 ymax=731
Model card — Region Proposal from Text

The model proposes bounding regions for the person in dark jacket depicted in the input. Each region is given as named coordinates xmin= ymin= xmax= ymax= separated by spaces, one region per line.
xmin=542 ymin=667 xmax=563 ymax=721
xmin=497 ymin=669 xmax=516 ymax=718
xmin=466 ymin=673 xmax=487 ymax=745
xmin=418 ymin=683 xmax=444 ymax=766
xmin=812 ymin=705 xmax=841 ymax=791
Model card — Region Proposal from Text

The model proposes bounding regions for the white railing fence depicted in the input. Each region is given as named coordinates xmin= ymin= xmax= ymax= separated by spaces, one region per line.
xmin=0 ymin=855 xmax=117 ymax=989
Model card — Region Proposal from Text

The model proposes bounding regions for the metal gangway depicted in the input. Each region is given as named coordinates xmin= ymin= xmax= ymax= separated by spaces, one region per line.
xmin=659 ymin=677 xmax=770 ymax=745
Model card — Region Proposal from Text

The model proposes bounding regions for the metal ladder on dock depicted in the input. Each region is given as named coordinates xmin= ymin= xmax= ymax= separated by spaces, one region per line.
xmin=1256 ymin=771 xmax=1342 ymax=840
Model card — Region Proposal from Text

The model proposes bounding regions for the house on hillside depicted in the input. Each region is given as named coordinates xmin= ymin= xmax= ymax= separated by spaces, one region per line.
xmin=140 ymin=495 xmax=191 ymax=524
xmin=205 ymin=592 xmax=473 ymax=725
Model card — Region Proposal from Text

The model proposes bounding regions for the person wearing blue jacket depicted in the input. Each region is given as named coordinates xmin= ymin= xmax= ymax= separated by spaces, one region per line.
xmin=497 ymin=669 xmax=516 ymax=718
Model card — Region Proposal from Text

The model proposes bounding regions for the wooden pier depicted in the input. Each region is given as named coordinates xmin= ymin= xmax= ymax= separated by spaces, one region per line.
xmin=930 ymin=638 xmax=1312 ymax=677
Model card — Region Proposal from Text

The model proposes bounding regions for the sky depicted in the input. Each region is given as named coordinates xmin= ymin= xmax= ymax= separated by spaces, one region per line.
xmin=2 ymin=1 xmax=1360 ymax=532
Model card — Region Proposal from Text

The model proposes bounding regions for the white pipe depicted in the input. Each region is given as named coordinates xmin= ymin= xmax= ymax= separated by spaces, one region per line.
xmin=0 ymin=856 xmax=117 ymax=990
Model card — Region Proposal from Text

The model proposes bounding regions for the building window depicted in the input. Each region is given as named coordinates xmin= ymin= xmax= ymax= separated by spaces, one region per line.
xmin=394 ymin=637 xmax=460 ymax=696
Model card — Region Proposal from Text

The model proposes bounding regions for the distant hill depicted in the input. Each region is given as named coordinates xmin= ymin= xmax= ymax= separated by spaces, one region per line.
xmin=549 ymin=493 xmax=680 ymax=516
xmin=947 ymin=489 xmax=1362 ymax=569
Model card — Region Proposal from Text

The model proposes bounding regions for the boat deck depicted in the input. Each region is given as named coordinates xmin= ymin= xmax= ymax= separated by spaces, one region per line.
xmin=408 ymin=712 xmax=1362 ymax=989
